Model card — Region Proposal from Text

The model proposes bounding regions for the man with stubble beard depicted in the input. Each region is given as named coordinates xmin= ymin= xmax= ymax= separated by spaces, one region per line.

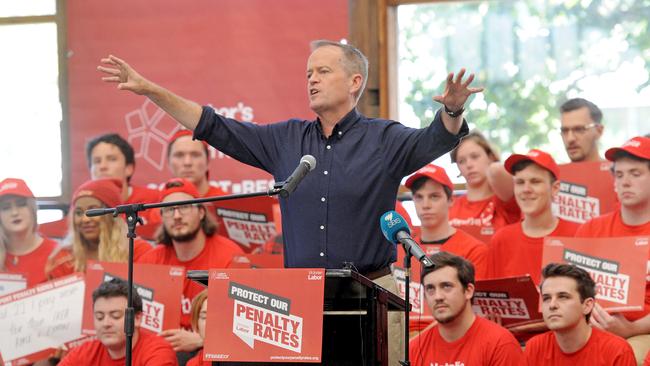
xmin=137 ymin=178 xmax=243 ymax=359
xmin=409 ymin=252 xmax=523 ymax=366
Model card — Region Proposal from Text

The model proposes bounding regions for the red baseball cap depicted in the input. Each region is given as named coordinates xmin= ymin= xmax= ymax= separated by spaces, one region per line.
xmin=405 ymin=164 xmax=454 ymax=192
xmin=73 ymin=179 xmax=123 ymax=208
xmin=168 ymin=129 xmax=210 ymax=152
xmin=605 ymin=136 xmax=650 ymax=162
xmin=159 ymin=178 xmax=200 ymax=200
xmin=0 ymin=178 xmax=35 ymax=198
xmin=504 ymin=149 xmax=560 ymax=179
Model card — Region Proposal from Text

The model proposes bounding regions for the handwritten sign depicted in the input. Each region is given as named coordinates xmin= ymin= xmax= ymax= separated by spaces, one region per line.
xmin=0 ymin=273 xmax=27 ymax=297
xmin=0 ymin=274 xmax=84 ymax=365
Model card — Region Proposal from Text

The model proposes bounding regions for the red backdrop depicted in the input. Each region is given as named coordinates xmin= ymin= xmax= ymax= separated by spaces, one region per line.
xmin=66 ymin=0 xmax=348 ymax=194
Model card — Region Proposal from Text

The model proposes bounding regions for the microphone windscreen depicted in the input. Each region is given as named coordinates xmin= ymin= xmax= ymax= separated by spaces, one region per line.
xmin=379 ymin=210 xmax=411 ymax=243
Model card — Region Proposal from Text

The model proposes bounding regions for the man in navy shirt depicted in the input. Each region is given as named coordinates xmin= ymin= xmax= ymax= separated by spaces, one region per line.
xmin=98 ymin=41 xmax=482 ymax=362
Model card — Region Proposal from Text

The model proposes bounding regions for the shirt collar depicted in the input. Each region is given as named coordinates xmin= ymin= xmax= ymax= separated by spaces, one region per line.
xmin=316 ymin=108 xmax=361 ymax=140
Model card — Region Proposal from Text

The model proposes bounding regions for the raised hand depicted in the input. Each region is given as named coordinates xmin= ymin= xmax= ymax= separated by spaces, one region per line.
xmin=432 ymin=68 xmax=484 ymax=111
xmin=97 ymin=55 xmax=152 ymax=95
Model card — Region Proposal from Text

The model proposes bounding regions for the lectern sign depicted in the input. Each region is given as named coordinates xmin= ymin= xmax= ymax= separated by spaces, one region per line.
xmin=205 ymin=269 xmax=325 ymax=363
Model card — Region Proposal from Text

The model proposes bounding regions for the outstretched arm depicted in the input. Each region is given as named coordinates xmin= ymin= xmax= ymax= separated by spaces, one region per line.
xmin=98 ymin=55 xmax=203 ymax=130
xmin=432 ymin=68 xmax=484 ymax=135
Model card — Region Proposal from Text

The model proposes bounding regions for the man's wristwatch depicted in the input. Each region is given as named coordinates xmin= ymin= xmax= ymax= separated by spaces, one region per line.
xmin=444 ymin=105 xmax=465 ymax=118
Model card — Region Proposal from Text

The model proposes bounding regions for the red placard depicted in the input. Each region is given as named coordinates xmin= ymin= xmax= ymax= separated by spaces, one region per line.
xmin=471 ymin=275 xmax=543 ymax=328
xmin=553 ymin=161 xmax=618 ymax=223
xmin=229 ymin=254 xmax=285 ymax=269
xmin=82 ymin=262 xmax=184 ymax=335
xmin=542 ymin=236 xmax=649 ymax=312
xmin=204 ymin=269 xmax=325 ymax=363
xmin=213 ymin=196 xmax=280 ymax=252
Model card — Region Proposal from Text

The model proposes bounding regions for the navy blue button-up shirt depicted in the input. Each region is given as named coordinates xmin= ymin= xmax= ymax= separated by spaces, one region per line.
xmin=194 ymin=106 xmax=468 ymax=273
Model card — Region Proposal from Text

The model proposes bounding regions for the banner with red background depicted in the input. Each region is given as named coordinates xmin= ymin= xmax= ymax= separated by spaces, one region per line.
xmin=66 ymin=1 xmax=348 ymax=196
xmin=205 ymin=269 xmax=325 ymax=363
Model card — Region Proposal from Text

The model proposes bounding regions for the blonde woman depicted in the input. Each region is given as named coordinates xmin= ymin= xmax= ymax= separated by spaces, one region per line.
xmin=0 ymin=178 xmax=58 ymax=287
xmin=46 ymin=178 xmax=152 ymax=278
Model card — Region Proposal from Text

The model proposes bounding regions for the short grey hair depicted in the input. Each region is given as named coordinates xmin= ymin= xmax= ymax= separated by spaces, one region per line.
xmin=310 ymin=40 xmax=368 ymax=102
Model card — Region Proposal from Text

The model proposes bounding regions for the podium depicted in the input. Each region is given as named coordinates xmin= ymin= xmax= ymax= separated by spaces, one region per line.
xmin=188 ymin=268 xmax=406 ymax=365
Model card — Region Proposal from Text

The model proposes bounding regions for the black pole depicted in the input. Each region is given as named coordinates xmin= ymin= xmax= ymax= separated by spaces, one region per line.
xmin=399 ymin=250 xmax=412 ymax=366
xmin=123 ymin=210 xmax=140 ymax=366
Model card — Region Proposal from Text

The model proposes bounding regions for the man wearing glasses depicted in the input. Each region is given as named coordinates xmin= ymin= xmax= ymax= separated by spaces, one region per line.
xmin=137 ymin=178 xmax=244 ymax=359
xmin=559 ymin=98 xmax=605 ymax=162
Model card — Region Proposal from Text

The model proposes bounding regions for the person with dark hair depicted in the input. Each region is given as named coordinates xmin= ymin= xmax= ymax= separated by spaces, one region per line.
xmin=487 ymin=150 xmax=579 ymax=284
xmin=86 ymin=133 xmax=160 ymax=223
xmin=559 ymin=98 xmax=604 ymax=162
xmin=448 ymin=131 xmax=520 ymax=243
xmin=575 ymin=136 xmax=650 ymax=363
xmin=404 ymin=164 xmax=487 ymax=278
xmin=99 ymin=39 xmax=482 ymax=364
xmin=524 ymin=263 xmax=636 ymax=365
xmin=137 ymin=178 xmax=243 ymax=355
xmin=0 ymin=178 xmax=59 ymax=287
xmin=58 ymin=278 xmax=177 ymax=365
xmin=409 ymin=252 xmax=523 ymax=365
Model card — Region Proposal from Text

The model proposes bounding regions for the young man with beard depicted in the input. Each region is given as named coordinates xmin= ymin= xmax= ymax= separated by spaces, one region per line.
xmin=574 ymin=136 xmax=650 ymax=363
xmin=524 ymin=263 xmax=635 ymax=365
xmin=59 ymin=278 xmax=177 ymax=366
xmin=137 ymin=178 xmax=243 ymax=355
xmin=409 ymin=252 xmax=523 ymax=365
xmin=559 ymin=98 xmax=605 ymax=163
xmin=487 ymin=150 xmax=579 ymax=285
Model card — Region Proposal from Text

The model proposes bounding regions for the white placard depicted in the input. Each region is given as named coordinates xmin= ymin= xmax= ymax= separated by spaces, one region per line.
xmin=0 ymin=274 xmax=84 ymax=363
xmin=0 ymin=273 xmax=27 ymax=297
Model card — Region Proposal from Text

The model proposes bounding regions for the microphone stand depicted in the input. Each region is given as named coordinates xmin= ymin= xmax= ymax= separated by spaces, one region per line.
xmin=86 ymin=183 xmax=287 ymax=366
xmin=399 ymin=249 xmax=412 ymax=366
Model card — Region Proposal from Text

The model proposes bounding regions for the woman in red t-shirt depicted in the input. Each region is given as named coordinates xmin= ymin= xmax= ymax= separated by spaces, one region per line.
xmin=46 ymin=178 xmax=152 ymax=278
xmin=0 ymin=178 xmax=59 ymax=287
xmin=448 ymin=131 xmax=521 ymax=243
xmin=186 ymin=289 xmax=210 ymax=366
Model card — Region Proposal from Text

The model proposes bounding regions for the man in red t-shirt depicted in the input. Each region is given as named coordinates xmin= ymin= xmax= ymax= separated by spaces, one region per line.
xmin=405 ymin=164 xmax=488 ymax=278
xmin=137 ymin=178 xmax=244 ymax=355
xmin=59 ymin=278 xmax=177 ymax=366
xmin=409 ymin=251 xmax=523 ymax=365
xmin=574 ymin=136 xmax=650 ymax=363
xmin=86 ymin=133 xmax=160 ymax=224
xmin=524 ymin=263 xmax=635 ymax=365
xmin=487 ymin=149 xmax=579 ymax=284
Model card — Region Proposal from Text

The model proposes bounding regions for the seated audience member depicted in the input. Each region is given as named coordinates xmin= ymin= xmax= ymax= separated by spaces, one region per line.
xmin=405 ymin=164 xmax=487 ymax=278
xmin=137 ymin=178 xmax=244 ymax=355
xmin=0 ymin=178 xmax=58 ymax=287
xmin=46 ymin=179 xmax=152 ymax=278
xmin=167 ymin=130 xmax=226 ymax=198
xmin=59 ymin=278 xmax=177 ymax=366
xmin=575 ymin=136 xmax=650 ymax=363
xmin=487 ymin=150 xmax=579 ymax=284
xmin=186 ymin=290 xmax=209 ymax=366
xmin=86 ymin=133 xmax=159 ymax=223
xmin=448 ymin=131 xmax=520 ymax=243
xmin=409 ymin=251 xmax=523 ymax=365
xmin=524 ymin=263 xmax=635 ymax=365
xmin=558 ymin=98 xmax=605 ymax=163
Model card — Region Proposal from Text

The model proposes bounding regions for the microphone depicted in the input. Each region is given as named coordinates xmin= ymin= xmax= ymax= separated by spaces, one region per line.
xmin=279 ymin=155 xmax=317 ymax=198
xmin=85 ymin=207 xmax=117 ymax=217
xmin=380 ymin=210 xmax=433 ymax=267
